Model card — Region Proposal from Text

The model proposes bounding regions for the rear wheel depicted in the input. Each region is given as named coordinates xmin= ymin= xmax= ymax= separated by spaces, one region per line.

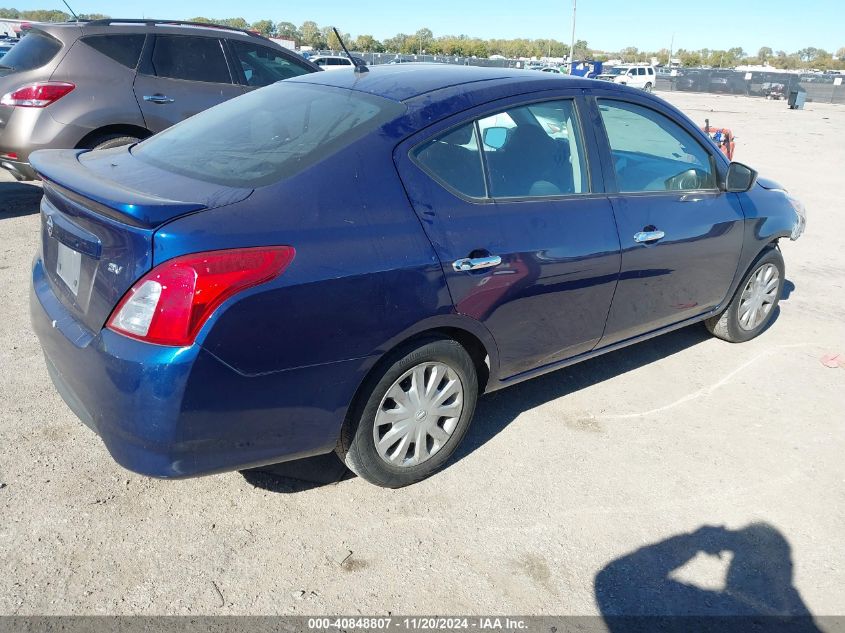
xmin=705 ymin=248 xmax=785 ymax=343
xmin=84 ymin=133 xmax=141 ymax=151
xmin=337 ymin=337 xmax=478 ymax=488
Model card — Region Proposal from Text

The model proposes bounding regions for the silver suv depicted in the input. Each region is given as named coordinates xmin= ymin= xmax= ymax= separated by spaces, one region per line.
xmin=0 ymin=19 xmax=319 ymax=180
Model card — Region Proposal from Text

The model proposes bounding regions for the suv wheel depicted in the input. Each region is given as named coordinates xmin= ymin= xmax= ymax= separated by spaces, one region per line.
xmin=705 ymin=248 xmax=785 ymax=343
xmin=644 ymin=82 xmax=653 ymax=92
xmin=337 ymin=337 xmax=478 ymax=488
xmin=85 ymin=134 xmax=140 ymax=151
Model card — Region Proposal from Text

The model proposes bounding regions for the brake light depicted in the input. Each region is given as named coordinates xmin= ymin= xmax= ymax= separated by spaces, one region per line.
xmin=1 ymin=82 xmax=75 ymax=107
xmin=106 ymin=246 xmax=295 ymax=347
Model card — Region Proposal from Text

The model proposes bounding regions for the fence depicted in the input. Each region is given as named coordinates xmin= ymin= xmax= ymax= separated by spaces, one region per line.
xmin=314 ymin=50 xmax=845 ymax=105
xmin=653 ymin=69 xmax=845 ymax=105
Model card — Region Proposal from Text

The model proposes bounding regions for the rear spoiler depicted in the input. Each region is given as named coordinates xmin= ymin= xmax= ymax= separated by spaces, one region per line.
xmin=29 ymin=149 xmax=206 ymax=229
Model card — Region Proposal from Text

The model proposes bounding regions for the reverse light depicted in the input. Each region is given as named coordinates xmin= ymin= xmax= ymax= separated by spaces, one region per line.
xmin=1 ymin=82 xmax=76 ymax=107
xmin=107 ymin=246 xmax=295 ymax=347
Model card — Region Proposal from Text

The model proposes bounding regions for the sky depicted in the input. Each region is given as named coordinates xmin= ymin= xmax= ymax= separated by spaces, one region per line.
xmin=9 ymin=0 xmax=842 ymax=53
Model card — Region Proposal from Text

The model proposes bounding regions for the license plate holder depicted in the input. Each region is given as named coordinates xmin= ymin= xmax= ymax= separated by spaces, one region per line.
xmin=56 ymin=242 xmax=82 ymax=296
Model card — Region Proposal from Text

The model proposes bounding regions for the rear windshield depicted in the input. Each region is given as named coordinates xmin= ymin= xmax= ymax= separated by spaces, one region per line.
xmin=0 ymin=31 xmax=62 ymax=72
xmin=133 ymin=82 xmax=405 ymax=188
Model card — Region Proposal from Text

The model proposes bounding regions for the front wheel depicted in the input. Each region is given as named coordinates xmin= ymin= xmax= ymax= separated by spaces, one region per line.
xmin=337 ymin=338 xmax=478 ymax=488
xmin=705 ymin=248 xmax=785 ymax=343
xmin=643 ymin=82 xmax=653 ymax=92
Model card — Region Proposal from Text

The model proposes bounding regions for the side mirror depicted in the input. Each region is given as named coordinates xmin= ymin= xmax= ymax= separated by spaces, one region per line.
xmin=483 ymin=127 xmax=508 ymax=150
xmin=725 ymin=162 xmax=758 ymax=193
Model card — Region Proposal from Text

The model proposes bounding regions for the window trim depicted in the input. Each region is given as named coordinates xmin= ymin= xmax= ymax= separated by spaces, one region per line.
xmin=409 ymin=95 xmax=595 ymax=204
xmin=593 ymin=96 xmax=723 ymax=196
xmin=145 ymin=34 xmax=234 ymax=85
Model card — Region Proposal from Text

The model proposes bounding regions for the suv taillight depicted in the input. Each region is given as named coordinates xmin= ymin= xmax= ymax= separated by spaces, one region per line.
xmin=0 ymin=82 xmax=75 ymax=107
xmin=107 ymin=247 xmax=295 ymax=347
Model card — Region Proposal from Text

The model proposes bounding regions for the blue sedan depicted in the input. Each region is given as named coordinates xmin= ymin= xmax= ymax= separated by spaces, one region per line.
xmin=29 ymin=65 xmax=806 ymax=487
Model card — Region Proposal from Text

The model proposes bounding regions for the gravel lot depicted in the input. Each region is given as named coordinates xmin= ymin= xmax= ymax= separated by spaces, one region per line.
xmin=0 ymin=91 xmax=843 ymax=620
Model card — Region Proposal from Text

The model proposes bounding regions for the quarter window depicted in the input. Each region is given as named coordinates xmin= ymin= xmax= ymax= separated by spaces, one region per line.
xmin=598 ymin=100 xmax=716 ymax=192
xmin=82 ymin=34 xmax=145 ymax=69
xmin=151 ymin=35 xmax=230 ymax=83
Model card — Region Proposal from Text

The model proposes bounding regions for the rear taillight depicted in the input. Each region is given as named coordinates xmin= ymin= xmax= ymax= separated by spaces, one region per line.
xmin=0 ymin=82 xmax=75 ymax=107
xmin=106 ymin=246 xmax=295 ymax=347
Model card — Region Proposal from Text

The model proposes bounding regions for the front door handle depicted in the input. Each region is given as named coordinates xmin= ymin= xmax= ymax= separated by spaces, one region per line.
xmin=143 ymin=94 xmax=175 ymax=104
xmin=633 ymin=230 xmax=665 ymax=244
xmin=452 ymin=255 xmax=502 ymax=272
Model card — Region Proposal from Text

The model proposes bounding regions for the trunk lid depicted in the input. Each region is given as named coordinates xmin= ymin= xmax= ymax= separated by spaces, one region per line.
xmin=30 ymin=147 xmax=252 ymax=334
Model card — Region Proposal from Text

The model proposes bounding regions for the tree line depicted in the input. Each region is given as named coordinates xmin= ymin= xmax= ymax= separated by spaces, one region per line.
xmin=2 ymin=8 xmax=843 ymax=70
xmin=618 ymin=45 xmax=845 ymax=71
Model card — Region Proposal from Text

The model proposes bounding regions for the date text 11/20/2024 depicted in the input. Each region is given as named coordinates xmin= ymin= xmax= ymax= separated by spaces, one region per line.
xmin=307 ymin=617 xmax=529 ymax=630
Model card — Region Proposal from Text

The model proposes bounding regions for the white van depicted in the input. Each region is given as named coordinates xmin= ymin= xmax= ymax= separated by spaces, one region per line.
xmin=597 ymin=65 xmax=657 ymax=91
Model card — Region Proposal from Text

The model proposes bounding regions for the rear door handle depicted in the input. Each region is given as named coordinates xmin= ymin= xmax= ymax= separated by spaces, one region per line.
xmin=143 ymin=94 xmax=175 ymax=104
xmin=452 ymin=255 xmax=502 ymax=272
xmin=633 ymin=230 xmax=665 ymax=244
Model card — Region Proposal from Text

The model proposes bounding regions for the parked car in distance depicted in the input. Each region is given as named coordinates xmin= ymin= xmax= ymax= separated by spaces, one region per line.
xmin=30 ymin=65 xmax=806 ymax=488
xmin=0 ymin=36 xmax=16 ymax=59
xmin=597 ymin=64 xmax=656 ymax=91
xmin=0 ymin=18 xmax=320 ymax=181
xmin=539 ymin=66 xmax=563 ymax=74
xmin=309 ymin=54 xmax=365 ymax=70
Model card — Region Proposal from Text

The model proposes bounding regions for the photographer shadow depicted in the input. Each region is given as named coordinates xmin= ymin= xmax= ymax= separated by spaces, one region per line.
xmin=594 ymin=523 xmax=822 ymax=633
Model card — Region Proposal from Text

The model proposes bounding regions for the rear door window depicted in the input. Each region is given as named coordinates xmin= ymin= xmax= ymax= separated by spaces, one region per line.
xmin=480 ymin=100 xmax=588 ymax=198
xmin=81 ymin=34 xmax=145 ymax=69
xmin=413 ymin=99 xmax=588 ymax=200
xmin=229 ymin=40 xmax=312 ymax=86
xmin=0 ymin=30 xmax=61 ymax=71
xmin=151 ymin=35 xmax=231 ymax=83
xmin=134 ymin=82 xmax=405 ymax=187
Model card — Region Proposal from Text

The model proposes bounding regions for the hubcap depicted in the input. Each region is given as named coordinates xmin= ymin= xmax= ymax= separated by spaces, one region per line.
xmin=738 ymin=263 xmax=780 ymax=331
xmin=373 ymin=362 xmax=464 ymax=468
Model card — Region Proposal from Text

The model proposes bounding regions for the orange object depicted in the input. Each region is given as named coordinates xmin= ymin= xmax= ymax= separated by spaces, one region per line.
xmin=702 ymin=119 xmax=735 ymax=161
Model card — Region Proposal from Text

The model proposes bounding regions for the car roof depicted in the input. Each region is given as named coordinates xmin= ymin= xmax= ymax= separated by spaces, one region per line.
xmin=289 ymin=63 xmax=600 ymax=103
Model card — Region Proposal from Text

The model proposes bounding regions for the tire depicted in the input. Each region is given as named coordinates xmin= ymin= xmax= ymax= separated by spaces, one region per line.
xmin=644 ymin=82 xmax=653 ymax=92
xmin=705 ymin=247 xmax=785 ymax=343
xmin=337 ymin=337 xmax=478 ymax=488
xmin=85 ymin=134 xmax=140 ymax=151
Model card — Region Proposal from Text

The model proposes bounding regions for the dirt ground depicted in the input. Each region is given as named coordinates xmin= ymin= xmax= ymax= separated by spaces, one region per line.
xmin=0 ymin=91 xmax=843 ymax=621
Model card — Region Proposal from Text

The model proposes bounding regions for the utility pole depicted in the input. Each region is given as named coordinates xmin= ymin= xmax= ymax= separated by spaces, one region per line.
xmin=669 ymin=32 xmax=674 ymax=66
xmin=569 ymin=0 xmax=577 ymax=74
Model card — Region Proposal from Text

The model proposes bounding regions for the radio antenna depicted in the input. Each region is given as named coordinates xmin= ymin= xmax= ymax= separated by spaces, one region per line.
xmin=332 ymin=27 xmax=368 ymax=74
xmin=60 ymin=0 xmax=80 ymax=21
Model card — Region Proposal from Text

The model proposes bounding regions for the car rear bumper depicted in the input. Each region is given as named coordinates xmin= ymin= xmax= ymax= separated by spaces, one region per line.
xmin=0 ymin=156 xmax=37 ymax=180
xmin=31 ymin=255 xmax=363 ymax=478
